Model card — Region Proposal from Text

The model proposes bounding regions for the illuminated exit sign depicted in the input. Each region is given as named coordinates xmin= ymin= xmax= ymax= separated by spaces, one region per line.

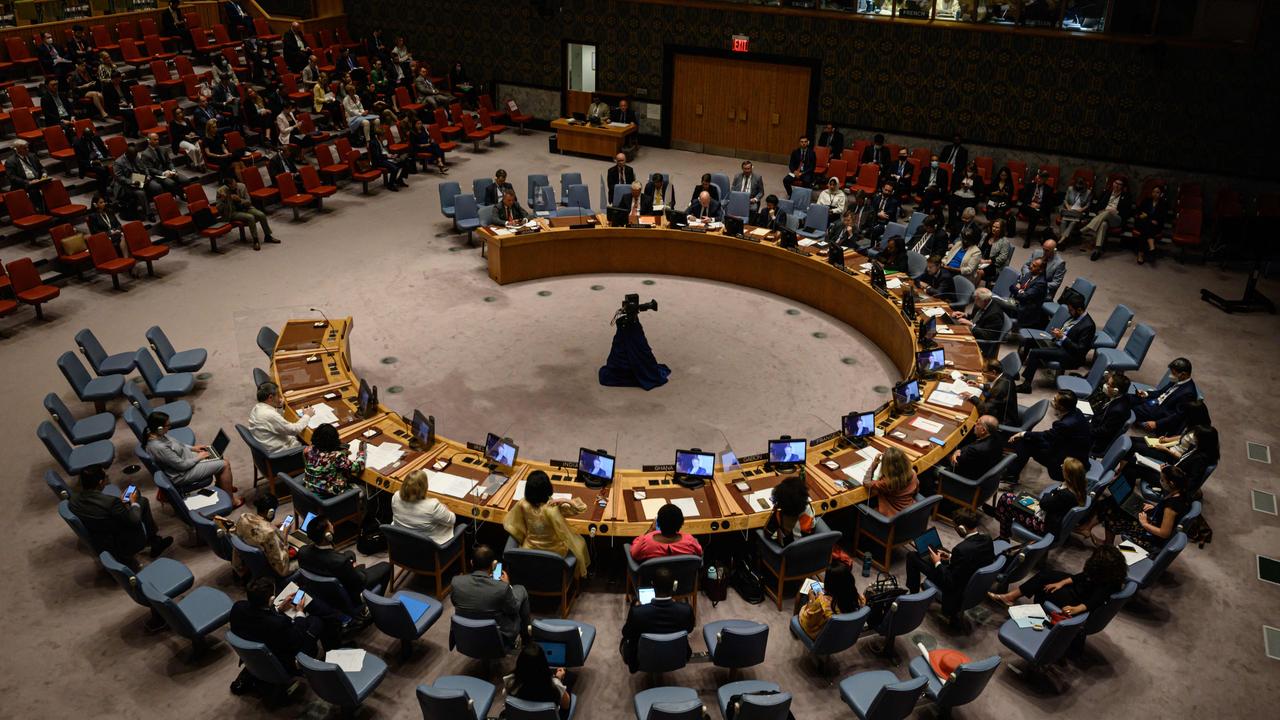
xmin=732 ymin=35 xmax=749 ymax=53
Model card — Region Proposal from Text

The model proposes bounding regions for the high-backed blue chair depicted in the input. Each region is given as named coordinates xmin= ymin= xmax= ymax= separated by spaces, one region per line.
xmin=789 ymin=186 xmax=812 ymax=212
xmin=281 ymin=472 xmax=363 ymax=541
xmin=296 ymin=650 xmax=389 ymax=715
xmin=454 ymin=193 xmax=481 ymax=244
xmin=907 ymin=654 xmax=1001 ymax=713
xmin=134 ymin=348 xmax=195 ymax=398
xmin=924 ymin=555 xmax=1006 ymax=623
xmin=235 ymin=423 xmax=304 ymax=497
xmin=634 ymin=686 xmax=703 ymax=720
xmin=74 ymin=328 xmax=137 ymax=376
xmin=43 ymin=392 xmax=115 ymax=444
xmin=229 ymin=533 xmax=295 ymax=584
xmin=38 ymin=420 xmax=114 ymax=474
xmin=505 ymin=695 xmax=578 ymax=720
xmin=100 ymin=551 xmax=194 ymax=608
xmin=532 ymin=618 xmax=596 ymax=668
xmin=998 ymin=398 xmax=1048 ymax=436
xmin=1046 ymin=580 xmax=1139 ymax=654
xmin=122 ymin=380 xmax=192 ymax=429
xmin=140 ymin=580 xmax=233 ymax=657
xmin=439 ymin=181 xmax=461 ymax=221
xmin=797 ymin=205 xmax=829 ymax=240
xmin=997 ymin=612 xmax=1088 ymax=679
xmin=1127 ymin=531 xmax=1188 ymax=589
xmin=726 ymin=191 xmax=750 ymax=222
xmin=710 ymin=172 xmax=730 ymax=201
xmin=449 ymin=615 xmax=507 ymax=661
xmin=637 ymin=631 xmax=690 ymax=674
xmin=856 ymin=495 xmax=942 ymax=571
xmin=1093 ymin=304 xmax=1134 ymax=350
xmin=45 ymin=468 xmax=74 ymax=501
xmin=874 ymin=587 xmax=937 ymax=662
xmin=905 ymin=250 xmax=926 ymax=279
xmin=978 ymin=312 xmax=1013 ymax=359
xmin=949 ymin=275 xmax=975 ymax=310
xmin=417 ymin=676 xmax=497 ymax=720
xmin=255 ymin=325 xmax=278 ymax=357
xmin=560 ymin=172 xmax=582 ymax=201
xmin=935 ymin=453 xmax=1017 ymax=515
xmin=154 ymin=470 xmax=233 ymax=526
xmin=144 ymin=325 xmax=208 ymax=373
xmin=1056 ymin=354 xmax=1111 ymax=398
xmin=999 ymin=350 xmax=1022 ymax=379
xmin=703 ymin=620 xmax=768 ymax=672
xmin=383 ymin=523 xmax=466 ymax=598
xmin=472 ymin=178 xmax=494 ymax=206
xmin=566 ymin=183 xmax=592 ymax=212
xmin=839 ymin=671 xmax=928 ymax=720
xmin=59 ymin=500 xmax=103 ymax=555
xmin=992 ymin=534 xmax=1053 ymax=591
xmin=904 ymin=211 xmax=926 ymax=240
xmin=1018 ymin=304 xmax=1069 ymax=344
xmin=716 ymin=680 xmax=791 ymax=720
xmin=226 ymin=631 xmax=297 ymax=697
xmin=362 ymin=589 xmax=443 ymax=659
xmin=190 ymin=510 xmax=233 ymax=560
xmin=612 ymin=183 xmax=633 ymax=208
xmin=789 ymin=606 xmax=869 ymax=673
xmin=58 ymin=350 xmax=125 ymax=412
xmin=1042 ymin=276 xmax=1096 ymax=317
xmin=1012 ymin=495 xmax=1093 ymax=551
xmin=527 ymin=174 xmax=550 ymax=207
xmin=504 ymin=537 xmax=579 ymax=617
xmin=991 ymin=265 xmax=1019 ymax=299
xmin=1088 ymin=434 xmax=1131 ymax=487
xmin=756 ymin=524 xmax=840 ymax=609
xmin=249 ymin=365 xmax=265 ymax=386
xmin=1098 ymin=322 xmax=1155 ymax=372
xmin=534 ymin=185 xmax=557 ymax=216
xmin=884 ymin=221 xmax=907 ymax=242
xmin=623 ymin=550 xmax=703 ymax=616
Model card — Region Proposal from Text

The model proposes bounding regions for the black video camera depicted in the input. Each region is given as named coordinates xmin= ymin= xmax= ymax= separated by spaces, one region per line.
xmin=618 ymin=293 xmax=658 ymax=325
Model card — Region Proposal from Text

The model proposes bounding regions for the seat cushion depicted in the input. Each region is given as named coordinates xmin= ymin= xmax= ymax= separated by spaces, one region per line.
xmin=907 ymin=655 xmax=944 ymax=700
xmin=166 ymin=348 xmax=207 ymax=373
xmin=176 ymin=586 xmax=233 ymax=635
xmin=716 ymin=680 xmax=780 ymax=716
xmin=635 ymin=686 xmax=699 ymax=720
xmin=136 ymin=557 xmax=195 ymax=598
xmin=838 ymin=670 xmax=902 ymax=718
xmin=98 ymin=258 xmax=136 ymax=273
xmin=68 ymin=440 xmax=116 ymax=473
xmin=996 ymin=618 xmax=1044 ymax=662
xmin=18 ymin=285 xmax=59 ymax=303
xmin=199 ymin=224 xmax=234 ymax=238
xmin=788 ymin=615 xmax=817 ymax=652
xmin=0 ymin=299 xmax=17 ymax=317
xmin=153 ymin=373 xmax=195 ymax=396
xmin=345 ymin=652 xmax=389 ymax=701
xmin=433 ymin=675 xmax=496 ymax=719
xmin=13 ymin=214 xmax=53 ymax=229
xmin=82 ymin=375 xmax=125 ymax=399
xmin=283 ymin=194 xmax=314 ymax=206
xmin=71 ymin=412 xmax=117 ymax=443
xmin=98 ymin=352 xmax=137 ymax=375
xmin=156 ymin=400 xmax=193 ymax=427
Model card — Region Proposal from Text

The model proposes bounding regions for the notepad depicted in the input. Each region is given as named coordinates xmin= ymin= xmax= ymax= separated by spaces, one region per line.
xmin=1118 ymin=540 xmax=1150 ymax=566
xmin=935 ymin=326 xmax=955 ymax=335
xmin=750 ymin=227 xmax=771 ymax=237
xmin=184 ymin=492 xmax=220 ymax=512
xmin=427 ymin=471 xmax=478 ymax=498
xmin=641 ymin=497 xmax=700 ymax=519
xmin=922 ymin=307 xmax=948 ymax=317
xmin=400 ymin=594 xmax=433 ymax=623
xmin=490 ymin=227 xmax=514 ymax=236
xmin=324 ymin=648 xmax=367 ymax=673
xmin=927 ymin=390 xmax=964 ymax=408
xmin=911 ymin=417 xmax=944 ymax=434
xmin=1134 ymin=454 xmax=1164 ymax=472
xmin=273 ymin=582 xmax=308 ymax=618
xmin=1009 ymin=604 xmax=1048 ymax=629
xmin=512 ymin=480 xmax=571 ymax=504
xmin=306 ymin=402 xmax=339 ymax=428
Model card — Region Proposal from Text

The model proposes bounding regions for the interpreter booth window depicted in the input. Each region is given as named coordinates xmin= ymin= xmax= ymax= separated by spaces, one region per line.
xmin=567 ymin=43 xmax=596 ymax=94
xmin=1062 ymin=0 xmax=1107 ymax=31
xmin=934 ymin=0 xmax=1065 ymax=25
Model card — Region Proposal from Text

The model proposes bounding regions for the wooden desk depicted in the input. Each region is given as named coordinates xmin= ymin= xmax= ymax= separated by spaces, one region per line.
xmin=551 ymin=118 xmax=636 ymax=158
xmin=269 ymin=228 xmax=982 ymax=538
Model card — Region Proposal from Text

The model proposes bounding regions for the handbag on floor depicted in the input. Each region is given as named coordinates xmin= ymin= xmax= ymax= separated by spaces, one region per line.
xmin=863 ymin=571 xmax=908 ymax=609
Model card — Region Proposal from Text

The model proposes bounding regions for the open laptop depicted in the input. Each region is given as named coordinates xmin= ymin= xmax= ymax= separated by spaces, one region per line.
xmin=1108 ymin=475 xmax=1145 ymax=517
xmin=914 ymin=527 xmax=943 ymax=556
xmin=204 ymin=429 xmax=232 ymax=460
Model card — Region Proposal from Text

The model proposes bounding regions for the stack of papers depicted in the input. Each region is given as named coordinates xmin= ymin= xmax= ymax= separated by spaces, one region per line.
xmin=184 ymin=492 xmax=220 ymax=512
xmin=886 ymin=278 xmax=903 ymax=289
xmin=1134 ymin=455 xmax=1164 ymax=472
xmin=1009 ymin=604 xmax=1048 ymax=628
xmin=911 ymin=417 xmax=944 ymax=434
xmin=926 ymin=390 xmax=965 ymax=408
xmin=798 ymin=238 xmax=819 ymax=247
xmin=305 ymin=403 xmax=339 ymax=429
xmin=512 ymin=480 xmax=572 ymax=504
xmin=426 ymin=471 xmax=478 ymax=499
xmin=640 ymin=497 xmax=699 ymax=519
xmin=1118 ymin=539 xmax=1150 ymax=566
xmin=922 ymin=307 xmax=948 ymax=317
xmin=348 ymin=441 xmax=405 ymax=470
xmin=608 ymin=121 xmax=631 ymax=128
xmin=324 ymin=648 xmax=368 ymax=672
xmin=490 ymin=227 xmax=514 ymax=236
xmin=842 ymin=446 xmax=882 ymax=483
xmin=750 ymin=227 xmax=771 ymax=237
xmin=937 ymin=379 xmax=980 ymax=399
xmin=935 ymin=325 xmax=955 ymax=335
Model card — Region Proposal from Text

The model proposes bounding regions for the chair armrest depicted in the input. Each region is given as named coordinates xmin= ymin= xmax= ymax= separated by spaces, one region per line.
xmin=266 ymin=445 xmax=305 ymax=463
xmin=854 ymin=502 xmax=891 ymax=526
xmin=320 ymin=486 xmax=362 ymax=513
xmin=753 ymin=529 xmax=784 ymax=559
xmin=935 ymin=467 xmax=977 ymax=489
xmin=997 ymin=424 xmax=1022 ymax=435
xmin=623 ymin=544 xmax=641 ymax=574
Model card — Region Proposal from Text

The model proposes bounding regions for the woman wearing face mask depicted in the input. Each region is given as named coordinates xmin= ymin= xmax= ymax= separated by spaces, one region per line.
xmin=1117 ymin=422 xmax=1219 ymax=493
xmin=1053 ymin=175 xmax=1093 ymax=246
xmin=948 ymin=160 xmax=985 ymax=226
xmin=985 ymin=167 xmax=1017 ymax=226
xmin=1091 ymin=465 xmax=1193 ymax=551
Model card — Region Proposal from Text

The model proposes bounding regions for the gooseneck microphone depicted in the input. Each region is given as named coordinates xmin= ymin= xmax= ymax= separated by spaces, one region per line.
xmin=309 ymin=307 xmax=331 ymax=327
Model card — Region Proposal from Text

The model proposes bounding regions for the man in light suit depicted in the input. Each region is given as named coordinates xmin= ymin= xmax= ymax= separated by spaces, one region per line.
xmin=141 ymin=133 xmax=181 ymax=195
xmin=620 ymin=566 xmax=695 ymax=672
xmin=730 ymin=160 xmax=765 ymax=212
xmin=685 ymin=191 xmax=722 ymax=222
xmin=1021 ymin=239 xmax=1066 ymax=298
xmin=817 ymin=123 xmax=844 ymax=160
xmin=1133 ymin=357 xmax=1199 ymax=435
xmin=452 ymin=545 xmax=530 ymax=650
xmin=607 ymin=153 xmax=636 ymax=191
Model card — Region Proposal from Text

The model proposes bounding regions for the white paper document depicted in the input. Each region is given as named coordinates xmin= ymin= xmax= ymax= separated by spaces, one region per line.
xmin=1133 ymin=454 xmax=1164 ymax=472
xmin=911 ymin=417 xmax=944 ymax=434
xmin=324 ymin=648 xmax=367 ymax=673
xmin=798 ymin=238 xmax=818 ymax=247
xmin=927 ymin=390 xmax=964 ymax=408
xmin=922 ymin=307 xmax=948 ymax=317
xmin=305 ymin=403 xmax=339 ymax=429
xmin=348 ymin=441 xmax=404 ymax=470
xmin=640 ymin=497 xmax=700 ymax=519
xmin=273 ymin=582 xmax=308 ymax=618
xmin=513 ymin=480 xmax=569 ymax=503
xmin=1077 ymin=400 xmax=1094 ymax=416
xmin=743 ymin=489 xmax=774 ymax=512
xmin=184 ymin=492 xmax=220 ymax=512
xmin=490 ymin=227 xmax=513 ymax=236
xmin=935 ymin=326 xmax=955 ymax=335
xmin=427 ymin=471 xmax=478 ymax=498
xmin=886 ymin=278 xmax=903 ymax=289
xmin=1118 ymin=539 xmax=1150 ymax=565
xmin=1009 ymin=604 xmax=1048 ymax=629
xmin=608 ymin=121 xmax=631 ymax=128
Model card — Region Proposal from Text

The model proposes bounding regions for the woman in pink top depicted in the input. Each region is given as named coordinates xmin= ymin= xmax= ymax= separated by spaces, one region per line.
xmin=863 ymin=447 xmax=920 ymax=518
xmin=630 ymin=504 xmax=703 ymax=561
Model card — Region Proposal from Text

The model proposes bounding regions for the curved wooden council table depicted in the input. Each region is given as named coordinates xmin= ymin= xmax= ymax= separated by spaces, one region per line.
xmin=270 ymin=218 xmax=984 ymax=539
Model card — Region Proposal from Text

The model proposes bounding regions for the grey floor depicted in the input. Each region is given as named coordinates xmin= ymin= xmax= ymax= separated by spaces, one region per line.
xmin=2 ymin=130 xmax=1279 ymax=719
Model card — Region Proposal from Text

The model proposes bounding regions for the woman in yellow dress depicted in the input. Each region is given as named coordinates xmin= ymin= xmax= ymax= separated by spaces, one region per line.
xmin=503 ymin=471 xmax=590 ymax=578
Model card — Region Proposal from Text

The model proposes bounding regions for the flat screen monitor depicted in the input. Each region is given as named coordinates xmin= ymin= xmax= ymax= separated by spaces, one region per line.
xmin=665 ymin=208 xmax=686 ymax=227
xmin=724 ymin=215 xmax=744 ymax=238
xmin=778 ymin=228 xmax=797 ymax=248
xmin=919 ymin=316 xmax=937 ymax=344
xmin=843 ymin=412 xmax=876 ymax=440
xmin=356 ymin=378 xmax=372 ymax=416
xmin=674 ymin=450 xmax=714 ymax=478
xmin=893 ymin=379 xmax=921 ymax=410
xmin=411 ymin=410 xmax=435 ymax=449
xmin=484 ymin=432 xmax=518 ymax=467
xmin=606 ymin=205 xmax=629 ymax=227
xmin=768 ymin=438 xmax=807 ymax=464
xmin=578 ymin=448 xmax=616 ymax=484
xmin=917 ymin=348 xmax=946 ymax=374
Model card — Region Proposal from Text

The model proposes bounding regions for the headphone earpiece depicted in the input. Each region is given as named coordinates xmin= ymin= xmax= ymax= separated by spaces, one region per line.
xmin=325 ymin=531 xmax=334 ymax=544
xmin=265 ymin=508 xmax=276 ymax=521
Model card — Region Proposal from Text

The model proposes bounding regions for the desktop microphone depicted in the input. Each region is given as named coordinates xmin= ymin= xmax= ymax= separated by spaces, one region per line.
xmin=309 ymin=307 xmax=331 ymax=327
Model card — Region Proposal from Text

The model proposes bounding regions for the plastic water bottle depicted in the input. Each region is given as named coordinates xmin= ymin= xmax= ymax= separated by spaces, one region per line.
xmin=862 ymin=552 xmax=873 ymax=578
xmin=707 ymin=566 xmax=718 ymax=581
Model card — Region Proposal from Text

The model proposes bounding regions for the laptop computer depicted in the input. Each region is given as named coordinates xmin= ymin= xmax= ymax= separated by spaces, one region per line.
xmin=1108 ymin=475 xmax=1145 ymax=517
xmin=914 ymin=527 xmax=943 ymax=556
xmin=204 ymin=429 xmax=231 ymax=460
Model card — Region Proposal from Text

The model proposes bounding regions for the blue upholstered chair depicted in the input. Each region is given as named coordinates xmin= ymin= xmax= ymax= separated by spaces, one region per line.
xmin=1045 ymin=580 xmax=1139 ymax=654
xmin=703 ymin=619 xmax=768 ymax=672
xmin=978 ymin=312 xmax=1013 ymax=359
xmin=991 ymin=265 xmax=1019 ymax=299
xmin=797 ymin=205 xmax=829 ymax=239
xmin=417 ymin=676 xmax=497 ymax=720
xmin=298 ymin=568 xmax=378 ymax=618
xmin=904 ymin=211 xmax=926 ymax=240
xmin=280 ymin=472 xmax=362 ymax=542
xmin=949 ymin=275 xmax=975 ymax=310
xmin=43 ymin=392 xmax=115 ymax=444
xmin=454 ymin=193 xmax=481 ymax=243
xmin=505 ymin=695 xmax=578 ymax=720
xmin=998 ymin=398 xmax=1048 ymax=436
xmin=999 ymin=350 xmax=1022 ymax=379
xmin=710 ymin=172 xmax=730 ymax=201
xmin=839 ymin=671 xmax=928 ymax=720
xmin=439 ymin=181 xmax=461 ymax=221
xmin=935 ymin=453 xmax=1017 ymax=515
xmin=566 ymin=183 xmax=592 ymax=212
xmin=623 ymin=549 xmax=702 ymax=615
xmin=38 ymin=420 xmax=114 ymax=474
xmin=532 ymin=618 xmax=596 ymax=668
xmin=472 ymin=177 xmax=494 ymax=206
xmin=855 ymin=495 xmax=942 ymax=571
xmin=226 ymin=631 xmax=297 ymax=697
xmin=1056 ymin=354 xmax=1111 ymax=398
xmin=154 ymin=470 xmax=232 ymax=525
xmin=637 ymin=631 xmax=690 ymax=674
xmin=1098 ymin=322 xmax=1155 ymax=372
xmin=534 ymin=185 xmax=557 ymax=216
xmin=1128 ymin=531 xmax=1188 ymax=589
xmin=1012 ymin=495 xmax=1093 ymax=552
xmin=905 ymin=250 xmax=926 ymax=279
xmin=527 ymin=174 xmax=550 ymax=207
xmin=504 ymin=536 xmax=580 ymax=617
xmin=140 ymin=580 xmax=233 ymax=656
xmin=633 ymin=686 xmax=704 ymax=720
xmin=1093 ymin=304 xmax=1134 ymax=350
xmin=296 ymin=649 xmax=389 ymax=715
xmin=923 ymin=555 xmax=1006 ymax=624
xmin=726 ymin=191 xmax=750 ymax=222
xmin=992 ymin=535 xmax=1053 ymax=591
xmin=789 ymin=605 xmax=869 ymax=673
xmin=122 ymin=382 xmax=192 ymax=428
xmin=716 ymin=680 xmax=791 ymax=720
xmin=756 ymin=524 xmax=841 ymax=609
xmin=255 ymin=325 xmax=278 ymax=358
xmin=190 ymin=510 xmax=233 ymax=560
xmin=58 ymin=350 xmax=125 ymax=412
xmin=59 ymin=500 xmax=102 ymax=556
xmin=1088 ymin=434 xmax=1131 ymax=487
xmin=612 ymin=183 xmax=634 ymax=208
xmin=362 ymin=589 xmax=443 ymax=659
xmin=382 ymin=522 xmax=466 ymax=598
xmin=1042 ymin=276 xmax=1096 ymax=318
xmin=134 ymin=348 xmax=195 ymax=398
xmin=560 ymin=172 xmax=582 ymax=201
xmin=74 ymin=328 xmax=136 ymax=376
xmin=45 ymin=468 xmax=74 ymax=501
xmin=907 ymin=654 xmax=1001 ymax=713
xmin=449 ymin=615 xmax=507 ymax=661
xmin=1018 ymin=304 xmax=1069 ymax=344
xmin=145 ymin=325 xmax=208 ymax=373
xmin=235 ymin=423 xmax=304 ymax=497
xmin=873 ymin=587 xmax=937 ymax=661
xmin=998 ymin=611 xmax=1088 ymax=679
xmin=229 ymin=533 xmax=295 ymax=584
xmin=100 ymin=551 xmax=194 ymax=608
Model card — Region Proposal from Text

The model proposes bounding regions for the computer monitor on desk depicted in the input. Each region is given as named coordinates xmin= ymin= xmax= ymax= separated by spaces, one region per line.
xmin=768 ymin=438 xmax=807 ymax=465
xmin=724 ymin=215 xmax=745 ymax=238
xmin=918 ymin=316 xmax=938 ymax=348
xmin=357 ymin=378 xmax=374 ymax=418
xmin=606 ymin=206 xmax=629 ymax=228
xmin=578 ymin=448 xmax=616 ymax=488
xmin=664 ymin=208 xmax=687 ymax=228
xmin=674 ymin=449 xmax=714 ymax=489
xmin=893 ymin=379 xmax=921 ymax=415
xmin=843 ymin=411 xmax=876 ymax=447
xmin=484 ymin=432 xmax=519 ymax=472
xmin=917 ymin=347 xmax=945 ymax=376
xmin=411 ymin=409 xmax=435 ymax=450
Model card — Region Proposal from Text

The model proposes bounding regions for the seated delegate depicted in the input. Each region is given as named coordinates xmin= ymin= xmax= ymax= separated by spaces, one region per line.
xmin=630 ymin=503 xmax=703 ymax=562
xmin=904 ymin=507 xmax=994 ymax=622
xmin=145 ymin=411 xmax=241 ymax=506
xmin=797 ymin=562 xmax=875 ymax=639
xmin=391 ymin=469 xmax=458 ymax=545
xmin=68 ymin=465 xmax=173 ymax=564
xmin=216 ymin=494 xmax=294 ymax=580
xmin=990 ymin=545 xmax=1128 ymax=618
xmin=619 ymin=566 xmax=695 ymax=673
xmin=451 ymin=544 xmax=531 ymax=650
xmin=990 ymin=457 xmax=1089 ymax=541
xmin=249 ymin=382 xmax=311 ymax=453
xmin=504 ymin=471 xmax=591 ymax=577
xmin=229 ymin=577 xmax=343 ymax=688
xmin=303 ymin=423 xmax=366 ymax=498
xmin=297 ymin=516 xmax=393 ymax=608
xmin=764 ymin=475 xmax=818 ymax=546
xmin=863 ymin=446 xmax=920 ymax=518
xmin=508 ymin=644 xmax=573 ymax=719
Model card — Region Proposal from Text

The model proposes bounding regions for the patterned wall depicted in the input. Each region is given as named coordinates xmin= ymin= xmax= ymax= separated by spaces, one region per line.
xmin=349 ymin=0 xmax=1279 ymax=180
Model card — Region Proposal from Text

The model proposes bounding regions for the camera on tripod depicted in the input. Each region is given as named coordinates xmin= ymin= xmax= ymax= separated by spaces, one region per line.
xmin=617 ymin=293 xmax=658 ymax=325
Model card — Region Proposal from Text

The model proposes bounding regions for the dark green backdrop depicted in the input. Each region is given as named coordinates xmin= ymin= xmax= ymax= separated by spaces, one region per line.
xmin=349 ymin=0 xmax=1278 ymax=180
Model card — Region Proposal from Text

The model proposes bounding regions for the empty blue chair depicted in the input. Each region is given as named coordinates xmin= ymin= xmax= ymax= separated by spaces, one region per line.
xmin=637 ymin=631 xmax=690 ymax=674
xmin=449 ymin=615 xmax=507 ymax=661
xmin=998 ymin=611 xmax=1088 ymax=677
xmin=190 ymin=510 xmax=233 ymax=560
xmin=710 ymin=172 xmax=730 ymax=201
xmin=154 ymin=470 xmax=233 ymax=528
xmin=227 ymin=631 xmax=297 ymax=696
xmin=1056 ymin=354 xmax=1111 ymax=398
xmin=535 ymin=185 xmax=557 ymax=216
xmin=634 ymin=686 xmax=703 ymax=720
xmin=789 ymin=606 xmax=869 ymax=671
xmin=998 ymin=398 xmax=1049 ymax=436
xmin=905 ymin=250 xmax=926 ymax=278
xmin=566 ymin=183 xmax=592 ymax=212
xmin=134 ymin=348 xmax=194 ymax=398
xmin=1088 ymin=434 xmax=1131 ymax=487
xmin=992 ymin=535 xmax=1054 ymax=591
xmin=716 ymin=680 xmax=791 ymax=720
xmin=527 ymin=174 xmax=550 ymax=207
xmin=1042 ymin=276 xmax=1096 ymax=318
xmin=797 ymin=205 xmax=829 ymax=240
xmin=777 ymin=198 xmax=794 ymax=217
xmin=884 ymin=221 xmax=907 ymax=242
xmin=296 ymin=650 xmax=389 ymax=715
xmin=907 ymin=654 xmax=1001 ymax=713
xmin=560 ymin=172 xmax=583 ymax=201
xmin=454 ymin=193 xmax=481 ymax=243
xmin=505 ymin=694 xmax=578 ymax=720
xmin=855 ymin=496 xmax=941 ymax=572
xmin=439 ymin=181 xmax=461 ymax=220
xmin=74 ymin=328 xmax=136 ymax=376
xmin=252 ymin=367 xmax=271 ymax=387
xmin=726 ymin=191 xmax=750 ymax=222
xmin=1093 ymin=304 xmax=1134 ymax=350
xmin=417 ymin=676 xmax=497 ymax=720
xmin=991 ymin=265 xmax=1019 ymax=299
xmin=789 ymin=186 xmax=812 ymax=212
xmin=255 ymin=325 xmax=278 ymax=358
xmin=1098 ymin=322 xmax=1155 ymax=372
xmin=472 ymin=178 xmax=494 ymax=206
xmin=45 ymin=468 xmax=74 ymax=500
xmin=100 ymin=551 xmax=194 ymax=608
xmin=140 ymin=580 xmax=233 ymax=656
xmin=949 ymin=275 xmax=975 ymax=310
xmin=532 ymin=618 xmax=596 ymax=668
xmin=556 ymin=206 xmax=588 ymax=217
xmin=904 ymin=211 xmax=926 ymax=240
xmin=144 ymin=326 xmax=208 ymax=373
xmin=612 ymin=183 xmax=633 ymax=208
xmin=43 ymin=392 xmax=115 ymax=444
xmin=839 ymin=671 xmax=928 ymax=720
xmin=704 ymin=620 xmax=768 ymax=671
xmin=362 ymin=589 xmax=443 ymax=659
xmin=121 ymin=384 xmax=193 ymax=431
xmin=58 ymin=350 xmax=125 ymax=412
xmin=38 ymin=420 xmax=114 ymax=474
xmin=1128 ymin=531 xmax=1188 ymax=589
xmin=874 ymin=587 xmax=937 ymax=661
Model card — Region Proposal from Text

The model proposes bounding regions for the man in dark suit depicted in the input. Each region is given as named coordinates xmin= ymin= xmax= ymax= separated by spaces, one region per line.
xmin=730 ymin=160 xmax=765 ymax=212
xmin=269 ymin=144 xmax=304 ymax=185
xmin=753 ymin=194 xmax=784 ymax=229
xmin=495 ymin=190 xmax=528 ymax=224
xmin=817 ymin=123 xmax=844 ymax=160
xmin=297 ymin=517 xmax=392 ymax=609
xmin=451 ymin=545 xmax=530 ymax=649
xmin=952 ymin=287 xmax=1004 ymax=345
xmin=67 ymin=466 xmax=172 ymax=565
xmin=866 ymin=182 xmax=900 ymax=243
xmin=1017 ymin=170 xmax=1056 ymax=247
xmin=915 ymin=254 xmax=956 ymax=300
xmin=884 ymin=148 xmax=914 ymax=197
xmin=974 ymin=358 xmax=1020 ymax=426
xmin=921 ymin=415 xmax=1003 ymax=496
xmin=37 ymin=32 xmax=74 ymax=79
xmin=620 ymin=567 xmax=695 ymax=672
xmin=861 ymin=133 xmax=889 ymax=168
xmin=782 ymin=135 xmax=816 ymax=195
xmin=87 ymin=194 xmax=124 ymax=245
xmin=614 ymin=181 xmax=645 ymax=220
xmin=40 ymin=79 xmax=76 ymax=130
xmin=480 ymin=169 xmax=513 ymax=206
xmin=229 ymin=578 xmax=340 ymax=678
xmin=610 ymin=99 xmax=639 ymax=125
xmin=607 ymin=153 xmax=636 ymax=192
xmin=224 ymin=0 xmax=255 ymax=38
xmin=1006 ymin=258 xmax=1049 ymax=329
xmin=1005 ymin=391 xmax=1091 ymax=484
xmin=914 ymin=154 xmax=950 ymax=210
xmin=1133 ymin=357 xmax=1198 ymax=435
xmin=1015 ymin=293 xmax=1095 ymax=392
xmin=685 ymin=191 xmax=722 ymax=222
xmin=904 ymin=508 xmax=994 ymax=621
xmin=1090 ymin=371 xmax=1138 ymax=456
xmin=938 ymin=133 xmax=968 ymax=174
xmin=908 ymin=217 xmax=949 ymax=258
xmin=827 ymin=209 xmax=862 ymax=248
xmin=642 ymin=173 xmax=670 ymax=213
xmin=283 ymin=21 xmax=310 ymax=72
xmin=74 ymin=126 xmax=111 ymax=193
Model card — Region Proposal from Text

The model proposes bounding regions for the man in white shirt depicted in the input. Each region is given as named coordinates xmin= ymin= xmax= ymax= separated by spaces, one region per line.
xmin=248 ymin=382 xmax=312 ymax=453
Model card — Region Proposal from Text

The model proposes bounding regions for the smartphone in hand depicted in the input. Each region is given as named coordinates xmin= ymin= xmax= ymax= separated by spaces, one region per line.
xmin=492 ymin=562 xmax=503 ymax=581
xmin=122 ymin=485 xmax=138 ymax=503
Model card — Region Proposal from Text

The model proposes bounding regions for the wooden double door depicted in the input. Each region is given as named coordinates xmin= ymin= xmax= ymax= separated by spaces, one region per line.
xmin=670 ymin=54 xmax=811 ymax=163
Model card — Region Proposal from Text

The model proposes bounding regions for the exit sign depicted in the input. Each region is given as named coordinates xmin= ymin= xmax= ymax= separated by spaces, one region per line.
xmin=732 ymin=35 xmax=749 ymax=53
